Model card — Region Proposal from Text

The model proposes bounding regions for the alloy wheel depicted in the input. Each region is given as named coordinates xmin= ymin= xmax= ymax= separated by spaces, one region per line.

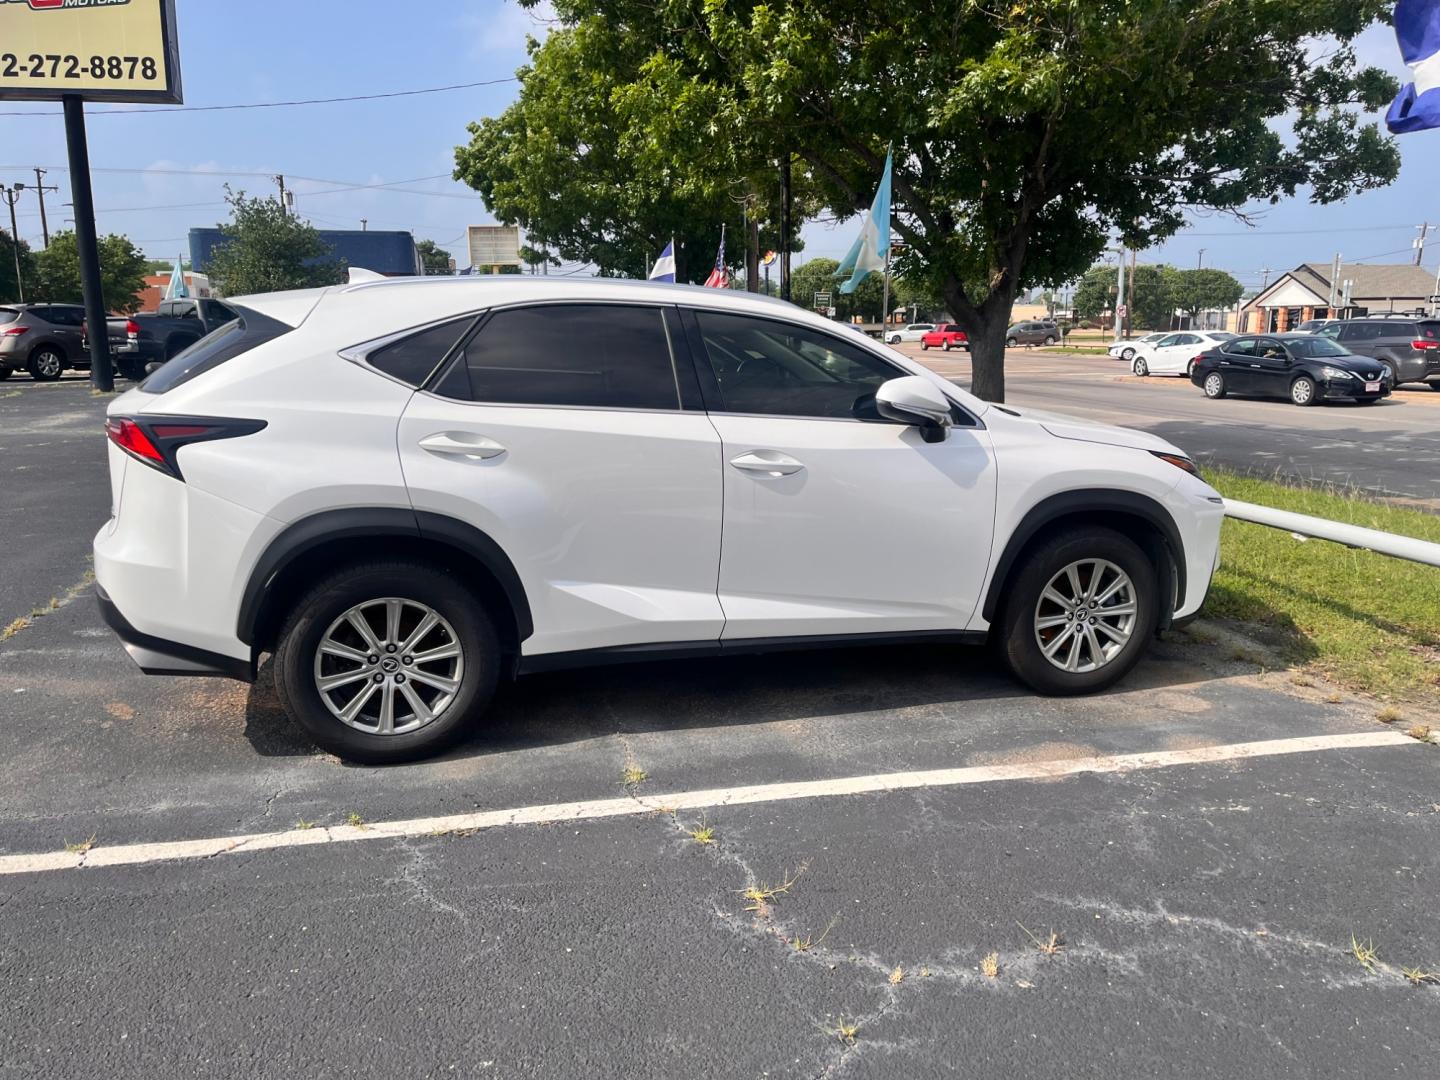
xmin=312 ymin=597 xmax=464 ymax=736
xmin=1033 ymin=559 xmax=1138 ymax=674
xmin=1204 ymin=373 xmax=1223 ymax=397
xmin=33 ymin=350 xmax=63 ymax=378
xmin=1291 ymin=378 xmax=1314 ymax=405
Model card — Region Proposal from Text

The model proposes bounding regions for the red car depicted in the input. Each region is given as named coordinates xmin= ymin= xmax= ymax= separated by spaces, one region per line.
xmin=919 ymin=324 xmax=968 ymax=351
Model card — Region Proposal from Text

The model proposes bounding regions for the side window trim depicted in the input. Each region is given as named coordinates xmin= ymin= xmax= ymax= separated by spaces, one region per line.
xmin=343 ymin=313 xmax=482 ymax=390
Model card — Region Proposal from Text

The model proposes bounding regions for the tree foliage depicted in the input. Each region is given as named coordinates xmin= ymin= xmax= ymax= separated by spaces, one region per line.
xmin=205 ymin=188 xmax=345 ymax=297
xmin=1169 ymin=268 xmax=1244 ymax=316
xmin=0 ymin=229 xmax=36 ymax=304
xmin=494 ymin=0 xmax=1398 ymax=400
xmin=415 ymin=239 xmax=453 ymax=274
xmin=30 ymin=230 xmax=147 ymax=313
xmin=1075 ymin=263 xmax=1245 ymax=327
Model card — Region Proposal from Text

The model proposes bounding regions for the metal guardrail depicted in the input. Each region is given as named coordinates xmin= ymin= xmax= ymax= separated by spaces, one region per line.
xmin=1223 ymin=499 xmax=1440 ymax=568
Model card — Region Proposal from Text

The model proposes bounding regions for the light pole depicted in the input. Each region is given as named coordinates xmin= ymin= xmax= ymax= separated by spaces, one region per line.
xmin=1110 ymin=245 xmax=1126 ymax=343
xmin=1197 ymin=249 xmax=1205 ymax=269
xmin=2 ymin=183 xmax=27 ymax=303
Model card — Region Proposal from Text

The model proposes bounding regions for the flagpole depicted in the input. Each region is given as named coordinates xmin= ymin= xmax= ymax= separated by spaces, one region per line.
xmin=880 ymin=239 xmax=891 ymax=334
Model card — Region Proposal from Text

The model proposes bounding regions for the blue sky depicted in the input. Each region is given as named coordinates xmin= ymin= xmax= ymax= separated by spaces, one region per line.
xmin=0 ymin=1 xmax=1433 ymax=293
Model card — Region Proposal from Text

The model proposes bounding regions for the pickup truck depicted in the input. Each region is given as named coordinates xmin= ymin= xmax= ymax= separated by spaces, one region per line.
xmin=92 ymin=298 xmax=240 ymax=379
xmin=919 ymin=324 xmax=968 ymax=351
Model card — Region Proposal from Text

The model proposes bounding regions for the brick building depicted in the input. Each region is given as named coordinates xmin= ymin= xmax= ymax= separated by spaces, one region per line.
xmin=1241 ymin=263 xmax=1436 ymax=333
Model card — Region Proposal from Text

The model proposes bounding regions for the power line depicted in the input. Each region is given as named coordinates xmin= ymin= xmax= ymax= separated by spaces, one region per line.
xmin=0 ymin=77 xmax=519 ymax=118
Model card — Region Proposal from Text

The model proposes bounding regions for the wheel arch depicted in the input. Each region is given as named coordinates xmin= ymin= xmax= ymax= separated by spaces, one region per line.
xmin=982 ymin=490 xmax=1186 ymax=630
xmin=239 ymin=508 xmax=533 ymax=660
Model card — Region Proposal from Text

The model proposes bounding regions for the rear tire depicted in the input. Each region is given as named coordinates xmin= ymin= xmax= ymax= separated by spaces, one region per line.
xmin=1203 ymin=371 xmax=1226 ymax=399
xmin=273 ymin=561 xmax=501 ymax=764
xmin=943 ymin=341 xmax=954 ymax=351
xmin=920 ymin=342 xmax=929 ymax=351
xmin=27 ymin=347 xmax=64 ymax=382
xmin=1044 ymin=335 xmax=1056 ymax=346
xmin=1290 ymin=375 xmax=1318 ymax=406
xmin=0 ymin=367 xmax=12 ymax=381
xmin=999 ymin=527 xmax=1159 ymax=696
xmin=1121 ymin=347 xmax=1135 ymax=361
xmin=1132 ymin=357 xmax=1149 ymax=376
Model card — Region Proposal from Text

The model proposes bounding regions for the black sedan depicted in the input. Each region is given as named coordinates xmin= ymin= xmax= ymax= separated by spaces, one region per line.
xmin=1189 ymin=333 xmax=1392 ymax=406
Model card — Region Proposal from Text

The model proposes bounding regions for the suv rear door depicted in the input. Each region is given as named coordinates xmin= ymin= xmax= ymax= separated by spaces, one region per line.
xmin=396 ymin=302 xmax=726 ymax=658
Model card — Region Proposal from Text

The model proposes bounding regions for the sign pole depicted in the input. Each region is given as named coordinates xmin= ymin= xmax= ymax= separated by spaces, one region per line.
xmin=64 ymin=95 xmax=112 ymax=392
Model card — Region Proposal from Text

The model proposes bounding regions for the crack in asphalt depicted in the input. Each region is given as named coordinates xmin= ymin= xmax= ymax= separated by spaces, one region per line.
xmin=385 ymin=837 xmax=469 ymax=920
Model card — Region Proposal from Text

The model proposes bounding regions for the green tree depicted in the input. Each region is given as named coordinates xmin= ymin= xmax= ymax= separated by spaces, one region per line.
xmin=517 ymin=0 xmax=1399 ymax=400
xmin=1073 ymin=263 xmax=1176 ymax=329
xmin=0 ymin=229 xmax=37 ymax=304
xmin=519 ymin=244 xmax=560 ymax=273
xmin=1168 ymin=268 xmax=1244 ymax=318
xmin=31 ymin=231 xmax=148 ymax=313
xmin=415 ymin=239 xmax=453 ymax=275
xmin=205 ymin=188 xmax=345 ymax=297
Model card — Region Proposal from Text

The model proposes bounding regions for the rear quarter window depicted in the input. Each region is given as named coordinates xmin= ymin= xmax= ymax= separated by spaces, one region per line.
xmin=0 ymin=307 xmax=18 ymax=325
xmin=140 ymin=306 xmax=293 ymax=394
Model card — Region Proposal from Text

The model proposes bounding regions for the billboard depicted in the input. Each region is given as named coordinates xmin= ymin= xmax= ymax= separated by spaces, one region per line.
xmin=467 ymin=225 xmax=521 ymax=268
xmin=0 ymin=0 xmax=182 ymax=103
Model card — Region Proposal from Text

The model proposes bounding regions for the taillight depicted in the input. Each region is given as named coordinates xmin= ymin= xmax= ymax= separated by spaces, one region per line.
xmin=2 ymin=326 xmax=27 ymax=337
xmin=1411 ymin=339 xmax=1437 ymax=350
xmin=104 ymin=415 xmax=267 ymax=481
xmin=125 ymin=320 xmax=140 ymax=340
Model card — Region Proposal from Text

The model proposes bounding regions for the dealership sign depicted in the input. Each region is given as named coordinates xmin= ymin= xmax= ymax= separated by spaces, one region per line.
xmin=0 ymin=0 xmax=181 ymax=102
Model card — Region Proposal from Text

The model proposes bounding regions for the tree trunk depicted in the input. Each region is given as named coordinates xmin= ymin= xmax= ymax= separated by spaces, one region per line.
xmin=745 ymin=208 xmax=761 ymax=293
xmin=942 ymin=282 xmax=1016 ymax=403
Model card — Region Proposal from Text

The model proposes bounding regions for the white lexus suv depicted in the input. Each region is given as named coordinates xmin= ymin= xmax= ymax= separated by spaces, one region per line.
xmin=94 ymin=277 xmax=1224 ymax=763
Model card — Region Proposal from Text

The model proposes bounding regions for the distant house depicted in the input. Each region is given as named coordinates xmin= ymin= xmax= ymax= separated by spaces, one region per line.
xmin=187 ymin=227 xmax=423 ymax=280
xmin=1242 ymin=263 xmax=1436 ymax=333
xmin=134 ymin=271 xmax=211 ymax=312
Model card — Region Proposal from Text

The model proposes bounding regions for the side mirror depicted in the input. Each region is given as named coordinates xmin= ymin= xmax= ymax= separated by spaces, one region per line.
xmin=875 ymin=376 xmax=953 ymax=443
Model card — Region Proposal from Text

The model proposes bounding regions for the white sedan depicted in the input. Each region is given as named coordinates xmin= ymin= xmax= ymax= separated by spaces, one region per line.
xmin=1107 ymin=333 xmax=1168 ymax=361
xmin=1131 ymin=331 xmax=1235 ymax=377
xmin=887 ymin=322 xmax=936 ymax=344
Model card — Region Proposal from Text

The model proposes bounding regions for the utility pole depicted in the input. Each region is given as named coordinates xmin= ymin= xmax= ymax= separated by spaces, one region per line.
xmin=1112 ymin=246 xmax=1127 ymax=343
xmin=274 ymin=174 xmax=287 ymax=215
xmin=63 ymin=95 xmax=113 ymax=391
xmin=2 ymin=183 xmax=25 ymax=303
xmin=1127 ymin=247 xmax=1137 ymax=335
xmin=1197 ymin=249 xmax=1206 ymax=270
xmin=779 ymin=155 xmax=791 ymax=303
xmin=32 ymin=168 xmax=57 ymax=248
xmin=1416 ymin=223 xmax=1431 ymax=267
xmin=360 ymin=218 xmax=367 ymax=231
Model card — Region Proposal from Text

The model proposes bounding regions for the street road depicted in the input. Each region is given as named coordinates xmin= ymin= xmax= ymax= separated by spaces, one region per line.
xmin=908 ymin=345 xmax=1440 ymax=507
xmin=2 ymin=373 xmax=1437 ymax=1078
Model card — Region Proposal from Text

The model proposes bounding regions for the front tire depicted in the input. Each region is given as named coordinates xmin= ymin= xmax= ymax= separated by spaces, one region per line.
xmin=889 ymin=335 xmax=901 ymax=344
xmin=1006 ymin=336 xmax=1019 ymax=348
xmin=1290 ymin=375 xmax=1318 ymax=406
xmin=273 ymin=561 xmax=501 ymax=764
xmin=0 ymin=366 xmax=12 ymax=381
xmin=999 ymin=528 xmax=1159 ymax=696
xmin=27 ymin=347 xmax=64 ymax=382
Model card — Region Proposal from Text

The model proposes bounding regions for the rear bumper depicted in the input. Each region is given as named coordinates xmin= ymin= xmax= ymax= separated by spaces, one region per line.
xmin=96 ymin=584 xmax=253 ymax=682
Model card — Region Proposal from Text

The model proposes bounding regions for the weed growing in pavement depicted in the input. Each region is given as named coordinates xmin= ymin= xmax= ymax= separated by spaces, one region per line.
xmin=345 ymin=811 xmax=366 ymax=829
xmin=833 ymin=1019 xmax=860 ymax=1045
xmin=1350 ymin=934 xmax=1379 ymax=973
xmin=63 ymin=833 xmax=96 ymax=855
xmin=1406 ymin=724 xmax=1434 ymax=743
xmin=294 ymin=820 xmax=315 ymax=830
xmin=888 ymin=966 xmax=905 ymax=985
xmin=1018 ymin=922 xmax=1065 ymax=955
xmin=793 ymin=916 xmax=839 ymax=953
xmin=1 ymin=617 xmax=30 ymax=641
xmin=981 ymin=952 xmax=1001 ymax=978
xmin=621 ymin=764 xmax=647 ymax=787
xmin=684 ymin=819 xmax=716 ymax=845
xmin=1324 ymin=692 xmax=1344 ymax=704
xmin=1401 ymin=966 xmax=1439 ymax=986
xmin=1291 ymin=674 xmax=1315 ymax=688
xmin=1376 ymin=705 xmax=1404 ymax=724
xmin=742 ymin=864 xmax=807 ymax=913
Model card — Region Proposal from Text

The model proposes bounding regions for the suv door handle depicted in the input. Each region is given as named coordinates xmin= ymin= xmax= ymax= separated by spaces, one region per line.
xmin=418 ymin=432 xmax=507 ymax=460
xmin=729 ymin=450 xmax=805 ymax=477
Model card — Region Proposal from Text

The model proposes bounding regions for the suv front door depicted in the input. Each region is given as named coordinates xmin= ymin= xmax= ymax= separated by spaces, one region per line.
xmin=397 ymin=302 xmax=726 ymax=657
xmin=685 ymin=308 xmax=998 ymax=639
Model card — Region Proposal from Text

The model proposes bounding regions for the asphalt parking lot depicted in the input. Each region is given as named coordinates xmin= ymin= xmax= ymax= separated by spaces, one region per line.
xmin=2 ymin=375 xmax=1438 ymax=1078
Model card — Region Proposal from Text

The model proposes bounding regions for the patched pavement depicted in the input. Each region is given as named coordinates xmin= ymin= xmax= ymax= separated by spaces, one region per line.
xmin=1 ymin=371 xmax=1437 ymax=1078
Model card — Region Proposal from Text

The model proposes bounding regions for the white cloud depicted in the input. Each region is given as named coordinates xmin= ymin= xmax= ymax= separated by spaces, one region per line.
xmin=462 ymin=0 xmax=556 ymax=58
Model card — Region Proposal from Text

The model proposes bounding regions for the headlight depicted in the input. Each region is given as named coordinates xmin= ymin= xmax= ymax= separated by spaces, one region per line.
xmin=1320 ymin=366 xmax=1355 ymax=380
xmin=1150 ymin=451 xmax=1201 ymax=477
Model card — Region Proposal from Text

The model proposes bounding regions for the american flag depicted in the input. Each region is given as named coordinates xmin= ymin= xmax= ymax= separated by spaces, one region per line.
xmin=703 ymin=225 xmax=729 ymax=288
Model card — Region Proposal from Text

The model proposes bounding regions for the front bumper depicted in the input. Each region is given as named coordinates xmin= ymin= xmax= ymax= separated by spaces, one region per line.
xmin=1321 ymin=377 xmax=1390 ymax=401
xmin=96 ymin=584 xmax=253 ymax=682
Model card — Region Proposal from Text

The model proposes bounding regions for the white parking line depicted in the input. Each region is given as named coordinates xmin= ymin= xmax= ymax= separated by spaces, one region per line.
xmin=0 ymin=731 xmax=1417 ymax=876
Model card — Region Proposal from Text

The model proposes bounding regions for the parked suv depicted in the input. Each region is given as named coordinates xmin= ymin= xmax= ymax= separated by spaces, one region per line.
xmin=1315 ymin=317 xmax=1440 ymax=388
xmin=0 ymin=303 xmax=88 ymax=381
xmin=918 ymin=323 xmax=968 ymax=350
xmin=95 ymin=278 xmax=1223 ymax=763
xmin=1006 ymin=320 xmax=1059 ymax=347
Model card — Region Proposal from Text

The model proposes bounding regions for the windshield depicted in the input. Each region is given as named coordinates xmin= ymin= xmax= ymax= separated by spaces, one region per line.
xmin=1286 ymin=337 xmax=1350 ymax=358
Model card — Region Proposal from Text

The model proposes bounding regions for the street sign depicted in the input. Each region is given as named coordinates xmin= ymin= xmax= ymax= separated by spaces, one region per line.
xmin=0 ymin=0 xmax=183 ymax=104
xmin=1117 ymin=304 xmax=1128 ymax=318
xmin=467 ymin=225 xmax=522 ymax=268
xmin=814 ymin=291 xmax=831 ymax=310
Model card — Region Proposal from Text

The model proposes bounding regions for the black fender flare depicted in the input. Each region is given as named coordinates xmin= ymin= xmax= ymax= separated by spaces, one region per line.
xmin=236 ymin=508 xmax=533 ymax=646
xmin=981 ymin=489 xmax=1186 ymax=625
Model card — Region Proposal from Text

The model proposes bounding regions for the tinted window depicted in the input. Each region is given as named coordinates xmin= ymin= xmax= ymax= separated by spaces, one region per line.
xmin=1157 ymin=334 xmax=1182 ymax=347
xmin=0 ymin=307 xmax=17 ymax=325
xmin=694 ymin=310 xmax=902 ymax=419
xmin=1341 ymin=322 xmax=1384 ymax=342
xmin=45 ymin=306 xmax=84 ymax=327
xmin=1416 ymin=321 xmax=1440 ymax=340
xmin=368 ymin=317 xmax=474 ymax=387
xmin=1286 ymin=337 xmax=1350 ymax=358
xmin=140 ymin=306 xmax=292 ymax=395
xmin=1256 ymin=338 xmax=1287 ymax=358
xmin=202 ymin=300 xmax=239 ymax=328
xmin=1225 ymin=338 xmax=1257 ymax=355
xmin=440 ymin=304 xmax=679 ymax=410
xmin=1317 ymin=324 xmax=1342 ymax=340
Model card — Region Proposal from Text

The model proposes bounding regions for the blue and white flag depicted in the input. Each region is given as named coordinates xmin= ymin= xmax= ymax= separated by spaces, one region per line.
xmin=835 ymin=148 xmax=892 ymax=294
xmin=164 ymin=257 xmax=188 ymax=300
xmin=1387 ymin=0 xmax=1440 ymax=132
xmin=648 ymin=239 xmax=676 ymax=282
